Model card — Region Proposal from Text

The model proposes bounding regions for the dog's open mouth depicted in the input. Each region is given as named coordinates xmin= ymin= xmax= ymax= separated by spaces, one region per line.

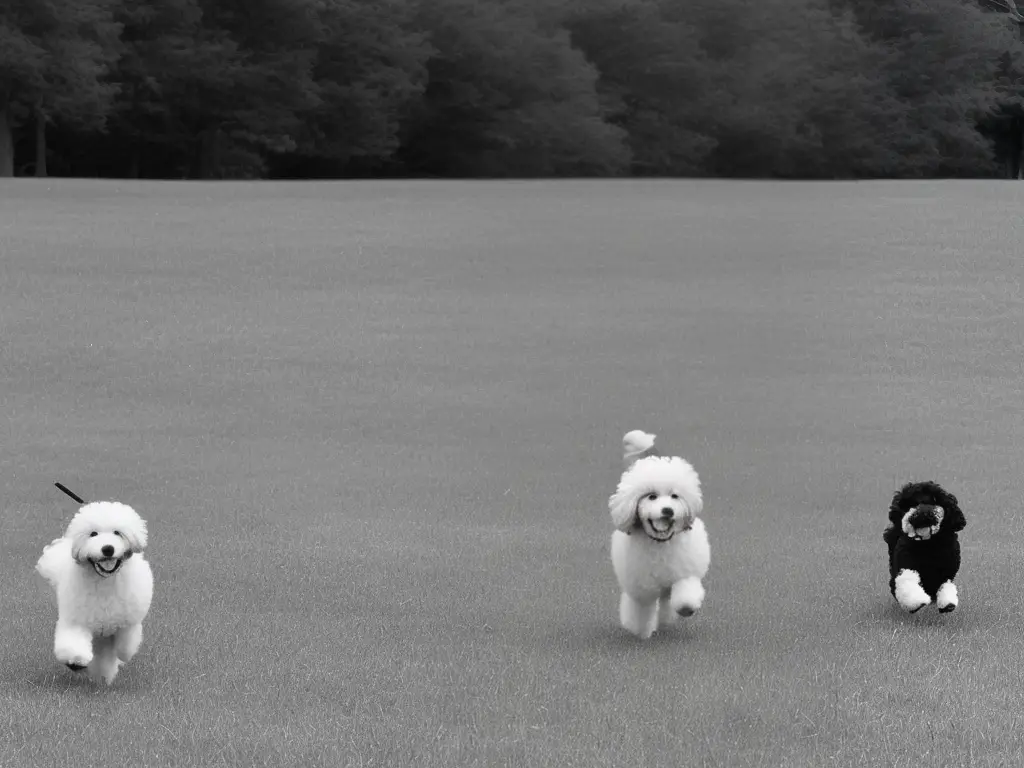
xmin=91 ymin=558 xmax=123 ymax=577
xmin=643 ymin=517 xmax=675 ymax=541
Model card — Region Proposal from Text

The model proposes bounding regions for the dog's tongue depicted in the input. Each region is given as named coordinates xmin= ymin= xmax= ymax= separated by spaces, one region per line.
xmin=98 ymin=559 xmax=118 ymax=572
xmin=651 ymin=518 xmax=672 ymax=533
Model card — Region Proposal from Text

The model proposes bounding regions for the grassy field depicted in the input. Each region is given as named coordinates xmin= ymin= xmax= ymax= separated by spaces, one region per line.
xmin=2 ymin=178 xmax=1024 ymax=767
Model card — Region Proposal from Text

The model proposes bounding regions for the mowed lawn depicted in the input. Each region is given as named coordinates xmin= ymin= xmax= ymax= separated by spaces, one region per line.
xmin=2 ymin=179 xmax=1024 ymax=767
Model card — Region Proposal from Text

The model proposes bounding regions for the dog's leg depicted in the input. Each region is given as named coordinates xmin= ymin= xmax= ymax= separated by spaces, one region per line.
xmin=114 ymin=623 xmax=144 ymax=663
xmin=54 ymin=621 xmax=94 ymax=670
xmin=620 ymin=593 xmax=659 ymax=639
xmin=88 ymin=635 xmax=121 ymax=685
xmin=669 ymin=576 xmax=705 ymax=617
xmin=658 ymin=588 xmax=678 ymax=627
xmin=936 ymin=581 xmax=959 ymax=613
xmin=893 ymin=569 xmax=931 ymax=612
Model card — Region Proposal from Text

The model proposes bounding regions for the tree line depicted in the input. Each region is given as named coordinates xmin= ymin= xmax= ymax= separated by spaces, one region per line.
xmin=2 ymin=0 xmax=1023 ymax=180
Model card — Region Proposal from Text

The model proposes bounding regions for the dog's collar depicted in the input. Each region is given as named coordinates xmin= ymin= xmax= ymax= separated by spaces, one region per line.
xmin=903 ymin=532 xmax=948 ymax=542
xmin=636 ymin=530 xmax=676 ymax=543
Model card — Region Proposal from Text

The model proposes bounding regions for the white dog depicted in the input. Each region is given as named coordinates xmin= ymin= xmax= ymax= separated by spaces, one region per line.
xmin=36 ymin=501 xmax=153 ymax=684
xmin=609 ymin=431 xmax=710 ymax=639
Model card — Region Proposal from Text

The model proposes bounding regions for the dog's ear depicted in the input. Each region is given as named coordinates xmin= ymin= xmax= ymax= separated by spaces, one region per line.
xmin=888 ymin=483 xmax=916 ymax=526
xmin=608 ymin=486 xmax=641 ymax=533
xmin=938 ymin=489 xmax=966 ymax=533
xmin=677 ymin=480 xmax=703 ymax=519
xmin=120 ymin=519 xmax=148 ymax=553
xmin=69 ymin=531 xmax=90 ymax=564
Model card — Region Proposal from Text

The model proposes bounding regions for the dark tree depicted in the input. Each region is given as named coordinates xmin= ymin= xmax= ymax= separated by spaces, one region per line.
xmin=397 ymin=0 xmax=629 ymax=177
xmin=563 ymin=0 xmax=718 ymax=176
xmin=838 ymin=0 xmax=1022 ymax=177
xmin=0 ymin=0 xmax=120 ymax=177
xmin=272 ymin=0 xmax=432 ymax=178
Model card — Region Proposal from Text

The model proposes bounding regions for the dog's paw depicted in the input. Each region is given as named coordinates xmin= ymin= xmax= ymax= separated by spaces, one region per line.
xmin=936 ymin=582 xmax=958 ymax=614
xmin=93 ymin=661 xmax=122 ymax=686
xmin=894 ymin=570 xmax=932 ymax=613
xmin=899 ymin=591 xmax=931 ymax=613
xmin=57 ymin=650 xmax=93 ymax=669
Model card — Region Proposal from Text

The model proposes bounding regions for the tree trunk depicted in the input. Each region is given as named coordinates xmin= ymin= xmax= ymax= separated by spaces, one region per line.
xmin=0 ymin=99 xmax=14 ymax=178
xmin=126 ymin=85 xmax=140 ymax=179
xmin=34 ymin=106 xmax=47 ymax=177
xmin=193 ymin=129 xmax=221 ymax=179
xmin=1018 ymin=120 xmax=1024 ymax=179
xmin=127 ymin=144 xmax=140 ymax=179
xmin=1009 ymin=117 xmax=1023 ymax=180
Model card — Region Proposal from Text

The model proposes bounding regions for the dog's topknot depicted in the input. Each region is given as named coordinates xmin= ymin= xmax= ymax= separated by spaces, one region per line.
xmin=622 ymin=430 xmax=658 ymax=469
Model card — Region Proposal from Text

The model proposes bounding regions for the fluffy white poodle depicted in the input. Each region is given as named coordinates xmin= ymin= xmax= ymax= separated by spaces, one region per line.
xmin=609 ymin=431 xmax=710 ymax=639
xmin=36 ymin=501 xmax=153 ymax=684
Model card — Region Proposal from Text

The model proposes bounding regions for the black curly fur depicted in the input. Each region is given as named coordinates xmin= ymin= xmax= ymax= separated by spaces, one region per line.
xmin=884 ymin=481 xmax=965 ymax=602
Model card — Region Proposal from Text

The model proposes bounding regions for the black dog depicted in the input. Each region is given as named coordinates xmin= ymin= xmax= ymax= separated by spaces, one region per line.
xmin=883 ymin=481 xmax=965 ymax=613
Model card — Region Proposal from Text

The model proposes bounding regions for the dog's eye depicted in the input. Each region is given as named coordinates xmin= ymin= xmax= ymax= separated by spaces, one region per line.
xmin=671 ymin=494 xmax=679 ymax=500
xmin=89 ymin=532 xmax=98 ymax=537
xmin=647 ymin=493 xmax=657 ymax=501
xmin=114 ymin=531 xmax=120 ymax=536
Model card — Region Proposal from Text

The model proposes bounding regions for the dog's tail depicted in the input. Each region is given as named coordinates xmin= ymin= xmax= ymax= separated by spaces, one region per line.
xmin=622 ymin=430 xmax=658 ymax=469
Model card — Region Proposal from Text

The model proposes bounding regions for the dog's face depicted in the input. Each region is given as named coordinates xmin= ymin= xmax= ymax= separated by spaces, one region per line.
xmin=889 ymin=481 xmax=965 ymax=541
xmin=902 ymin=503 xmax=944 ymax=540
xmin=635 ymin=491 xmax=692 ymax=541
xmin=609 ymin=456 xmax=703 ymax=540
xmin=64 ymin=502 xmax=147 ymax=578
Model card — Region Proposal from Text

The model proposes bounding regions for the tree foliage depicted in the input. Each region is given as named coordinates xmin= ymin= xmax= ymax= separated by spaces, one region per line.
xmin=0 ymin=0 xmax=120 ymax=175
xmin=2 ymin=0 xmax=1024 ymax=178
xmin=274 ymin=0 xmax=431 ymax=178
xmin=396 ymin=0 xmax=628 ymax=176
xmin=563 ymin=0 xmax=719 ymax=176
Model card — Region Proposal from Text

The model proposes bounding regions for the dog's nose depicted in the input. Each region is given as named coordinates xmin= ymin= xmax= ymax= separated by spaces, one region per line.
xmin=660 ymin=507 xmax=674 ymax=519
xmin=101 ymin=545 xmax=115 ymax=557
xmin=910 ymin=506 xmax=938 ymax=524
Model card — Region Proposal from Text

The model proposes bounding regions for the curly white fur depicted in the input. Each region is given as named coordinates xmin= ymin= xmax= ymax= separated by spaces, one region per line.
xmin=622 ymin=429 xmax=658 ymax=468
xmin=608 ymin=436 xmax=710 ymax=639
xmin=36 ymin=501 xmax=153 ymax=685
xmin=893 ymin=568 xmax=930 ymax=612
